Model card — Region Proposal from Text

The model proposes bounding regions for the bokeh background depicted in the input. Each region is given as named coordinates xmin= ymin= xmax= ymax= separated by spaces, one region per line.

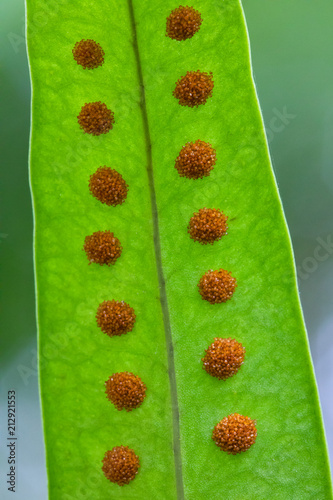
xmin=0 ymin=1 xmax=332 ymax=497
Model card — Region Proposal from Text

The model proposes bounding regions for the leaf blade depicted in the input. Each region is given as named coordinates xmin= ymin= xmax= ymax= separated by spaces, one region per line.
xmin=27 ymin=0 xmax=332 ymax=498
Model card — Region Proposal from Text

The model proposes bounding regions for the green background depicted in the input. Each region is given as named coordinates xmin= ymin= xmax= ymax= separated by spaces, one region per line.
xmin=0 ymin=0 xmax=332 ymax=498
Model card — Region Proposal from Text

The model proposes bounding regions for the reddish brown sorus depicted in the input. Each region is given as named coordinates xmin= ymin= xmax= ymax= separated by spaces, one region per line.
xmin=96 ymin=300 xmax=136 ymax=337
xmin=83 ymin=230 xmax=122 ymax=266
xmin=77 ymin=102 xmax=114 ymax=135
xmin=212 ymin=413 xmax=257 ymax=454
xmin=173 ymin=70 xmax=214 ymax=107
xmin=175 ymin=140 xmax=216 ymax=179
xmin=198 ymin=269 xmax=237 ymax=304
xmin=105 ymin=372 xmax=146 ymax=412
xmin=202 ymin=338 xmax=245 ymax=380
xmin=188 ymin=208 xmax=228 ymax=244
xmin=166 ymin=6 xmax=202 ymax=41
xmin=89 ymin=167 xmax=128 ymax=206
xmin=102 ymin=446 xmax=140 ymax=486
xmin=72 ymin=39 xmax=104 ymax=69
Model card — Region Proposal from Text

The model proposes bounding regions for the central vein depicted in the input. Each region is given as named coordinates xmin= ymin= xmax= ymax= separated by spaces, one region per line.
xmin=128 ymin=2 xmax=184 ymax=499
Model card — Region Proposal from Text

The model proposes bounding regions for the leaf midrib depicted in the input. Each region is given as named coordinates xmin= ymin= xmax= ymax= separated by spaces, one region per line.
xmin=128 ymin=1 xmax=184 ymax=498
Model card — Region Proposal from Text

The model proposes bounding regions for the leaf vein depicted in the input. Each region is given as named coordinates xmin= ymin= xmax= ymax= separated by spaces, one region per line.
xmin=128 ymin=2 xmax=184 ymax=498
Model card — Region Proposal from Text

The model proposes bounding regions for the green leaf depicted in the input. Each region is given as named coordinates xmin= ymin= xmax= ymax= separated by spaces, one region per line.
xmin=27 ymin=0 xmax=332 ymax=498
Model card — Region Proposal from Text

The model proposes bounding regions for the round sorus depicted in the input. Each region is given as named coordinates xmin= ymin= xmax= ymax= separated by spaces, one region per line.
xmin=105 ymin=372 xmax=146 ymax=411
xmin=166 ymin=6 xmax=202 ymax=41
xmin=198 ymin=269 xmax=237 ymax=304
xmin=77 ymin=102 xmax=114 ymax=135
xmin=188 ymin=208 xmax=228 ymax=244
xmin=202 ymin=338 xmax=245 ymax=380
xmin=175 ymin=140 xmax=216 ymax=179
xmin=173 ymin=70 xmax=214 ymax=107
xmin=89 ymin=167 xmax=128 ymax=206
xmin=96 ymin=300 xmax=136 ymax=337
xmin=83 ymin=230 xmax=122 ymax=266
xmin=212 ymin=413 xmax=257 ymax=454
xmin=102 ymin=446 xmax=140 ymax=486
xmin=72 ymin=39 xmax=104 ymax=69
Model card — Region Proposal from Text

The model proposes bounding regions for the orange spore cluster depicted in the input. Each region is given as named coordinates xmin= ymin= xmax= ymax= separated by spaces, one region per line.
xmin=83 ymin=230 xmax=122 ymax=266
xmin=175 ymin=140 xmax=216 ymax=179
xmin=202 ymin=338 xmax=245 ymax=380
xmin=198 ymin=269 xmax=237 ymax=304
xmin=173 ymin=70 xmax=214 ymax=107
xmin=77 ymin=102 xmax=114 ymax=135
xmin=102 ymin=446 xmax=140 ymax=486
xmin=212 ymin=413 xmax=257 ymax=454
xmin=166 ymin=6 xmax=202 ymax=41
xmin=105 ymin=372 xmax=146 ymax=411
xmin=188 ymin=208 xmax=228 ymax=244
xmin=96 ymin=300 xmax=136 ymax=337
xmin=72 ymin=39 xmax=104 ymax=69
xmin=89 ymin=167 xmax=128 ymax=206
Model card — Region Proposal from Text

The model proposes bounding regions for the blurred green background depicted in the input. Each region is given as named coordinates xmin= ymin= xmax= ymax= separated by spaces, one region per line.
xmin=0 ymin=0 xmax=332 ymax=497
